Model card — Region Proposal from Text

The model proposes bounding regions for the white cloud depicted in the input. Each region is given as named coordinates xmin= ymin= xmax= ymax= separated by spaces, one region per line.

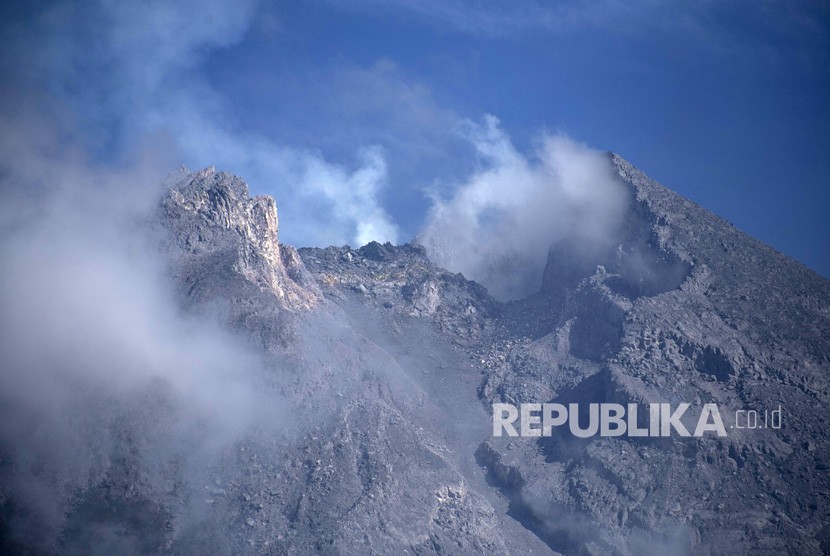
xmin=294 ymin=145 xmax=399 ymax=246
xmin=0 ymin=110 xmax=286 ymax=545
xmin=28 ymin=0 xmax=399 ymax=248
xmin=418 ymin=116 xmax=629 ymax=301
xmin=324 ymin=0 xmax=828 ymax=74
xmin=322 ymin=0 xmax=669 ymax=37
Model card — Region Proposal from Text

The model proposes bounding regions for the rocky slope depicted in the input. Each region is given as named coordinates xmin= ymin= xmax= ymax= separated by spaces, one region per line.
xmin=474 ymin=155 xmax=830 ymax=555
xmin=2 ymin=158 xmax=828 ymax=555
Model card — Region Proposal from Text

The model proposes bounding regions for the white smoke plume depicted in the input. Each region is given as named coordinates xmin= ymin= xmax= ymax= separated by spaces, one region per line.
xmin=14 ymin=0 xmax=398 ymax=248
xmin=419 ymin=116 xmax=629 ymax=301
xmin=0 ymin=98 xmax=289 ymax=548
xmin=0 ymin=1 xmax=396 ymax=545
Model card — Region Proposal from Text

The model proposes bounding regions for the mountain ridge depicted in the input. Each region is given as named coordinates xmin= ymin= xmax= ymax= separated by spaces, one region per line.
xmin=162 ymin=154 xmax=830 ymax=554
xmin=2 ymin=154 xmax=828 ymax=555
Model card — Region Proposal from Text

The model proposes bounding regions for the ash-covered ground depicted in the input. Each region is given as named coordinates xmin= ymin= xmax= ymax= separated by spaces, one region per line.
xmin=1 ymin=155 xmax=828 ymax=555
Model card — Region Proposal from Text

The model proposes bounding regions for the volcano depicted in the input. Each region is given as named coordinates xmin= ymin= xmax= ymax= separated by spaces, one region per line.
xmin=2 ymin=154 xmax=828 ymax=555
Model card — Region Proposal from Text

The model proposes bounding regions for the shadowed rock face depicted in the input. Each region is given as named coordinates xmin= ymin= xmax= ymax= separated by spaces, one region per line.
xmin=2 ymin=157 xmax=828 ymax=555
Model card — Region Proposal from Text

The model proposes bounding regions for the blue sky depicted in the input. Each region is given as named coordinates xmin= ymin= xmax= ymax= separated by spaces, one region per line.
xmin=2 ymin=0 xmax=828 ymax=277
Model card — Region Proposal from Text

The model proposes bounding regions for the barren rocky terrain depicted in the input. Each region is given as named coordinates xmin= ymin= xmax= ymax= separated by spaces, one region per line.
xmin=2 ymin=155 xmax=828 ymax=555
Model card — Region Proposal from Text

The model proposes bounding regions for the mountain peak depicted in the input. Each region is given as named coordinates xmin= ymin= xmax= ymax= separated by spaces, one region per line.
xmin=11 ymin=162 xmax=825 ymax=555
xmin=161 ymin=169 xmax=320 ymax=313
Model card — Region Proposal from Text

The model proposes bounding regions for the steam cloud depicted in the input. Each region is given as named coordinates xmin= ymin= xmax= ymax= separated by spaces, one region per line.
xmin=0 ymin=1 xmax=397 ymax=545
xmin=1 ymin=2 xmax=634 ymax=549
xmin=0 ymin=98 xmax=289 ymax=550
xmin=419 ymin=116 xmax=629 ymax=301
xmin=11 ymin=0 xmax=398 ymax=249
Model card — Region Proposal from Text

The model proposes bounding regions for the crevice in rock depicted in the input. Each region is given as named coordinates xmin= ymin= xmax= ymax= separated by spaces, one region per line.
xmin=474 ymin=442 xmax=589 ymax=555
xmin=538 ymin=371 xmax=611 ymax=463
xmin=676 ymin=337 xmax=736 ymax=382
xmin=567 ymin=283 xmax=628 ymax=362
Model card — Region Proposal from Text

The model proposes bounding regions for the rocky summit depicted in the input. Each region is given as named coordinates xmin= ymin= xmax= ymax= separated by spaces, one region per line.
xmin=2 ymin=156 xmax=828 ymax=555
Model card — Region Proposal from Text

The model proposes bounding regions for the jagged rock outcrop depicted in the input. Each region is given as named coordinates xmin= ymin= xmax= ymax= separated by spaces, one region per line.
xmin=160 ymin=167 xmax=320 ymax=313
xmin=299 ymin=242 xmax=498 ymax=344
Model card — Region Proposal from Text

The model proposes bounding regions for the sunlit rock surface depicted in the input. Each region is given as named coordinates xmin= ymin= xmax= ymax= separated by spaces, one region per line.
xmin=2 ymin=156 xmax=828 ymax=555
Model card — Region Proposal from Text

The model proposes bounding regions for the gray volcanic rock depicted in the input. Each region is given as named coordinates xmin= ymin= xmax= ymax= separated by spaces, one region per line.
xmin=106 ymin=168 xmax=549 ymax=555
xmin=299 ymin=241 xmax=498 ymax=344
xmin=2 ymin=156 xmax=828 ymax=555
xmin=160 ymin=166 xmax=320 ymax=313
xmin=475 ymin=155 xmax=830 ymax=555
xmin=297 ymin=155 xmax=830 ymax=554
